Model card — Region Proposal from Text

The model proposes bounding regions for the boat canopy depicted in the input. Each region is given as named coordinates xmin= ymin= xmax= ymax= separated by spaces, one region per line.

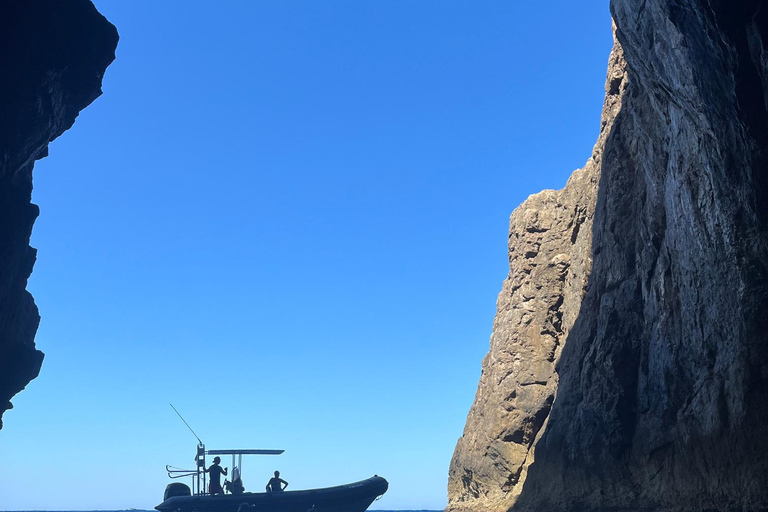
xmin=208 ymin=449 xmax=284 ymax=455
xmin=167 ymin=444 xmax=285 ymax=495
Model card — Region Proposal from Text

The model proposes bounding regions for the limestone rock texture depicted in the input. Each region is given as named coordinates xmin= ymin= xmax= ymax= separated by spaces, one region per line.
xmin=449 ymin=1 xmax=768 ymax=511
xmin=447 ymin=31 xmax=628 ymax=512
xmin=0 ymin=0 xmax=117 ymax=429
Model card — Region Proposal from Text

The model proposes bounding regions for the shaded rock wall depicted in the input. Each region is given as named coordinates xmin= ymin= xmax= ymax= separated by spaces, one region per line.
xmin=449 ymin=0 xmax=768 ymax=511
xmin=0 ymin=0 xmax=117 ymax=429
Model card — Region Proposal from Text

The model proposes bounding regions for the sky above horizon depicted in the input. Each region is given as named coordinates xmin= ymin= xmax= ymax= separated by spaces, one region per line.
xmin=0 ymin=1 xmax=612 ymax=510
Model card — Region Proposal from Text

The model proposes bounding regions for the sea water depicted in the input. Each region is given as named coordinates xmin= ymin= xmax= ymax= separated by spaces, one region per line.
xmin=4 ymin=510 xmax=443 ymax=512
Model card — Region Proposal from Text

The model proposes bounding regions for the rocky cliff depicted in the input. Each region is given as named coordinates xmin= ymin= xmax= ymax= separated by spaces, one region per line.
xmin=449 ymin=1 xmax=768 ymax=511
xmin=0 ymin=0 xmax=117 ymax=429
xmin=447 ymin=32 xmax=627 ymax=512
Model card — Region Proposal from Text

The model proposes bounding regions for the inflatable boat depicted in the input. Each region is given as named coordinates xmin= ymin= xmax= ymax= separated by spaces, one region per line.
xmin=156 ymin=475 xmax=388 ymax=512
xmin=156 ymin=444 xmax=387 ymax=512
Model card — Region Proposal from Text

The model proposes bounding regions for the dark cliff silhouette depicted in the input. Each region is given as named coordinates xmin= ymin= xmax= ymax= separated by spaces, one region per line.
xmin=0 ymin=0 xmax=118 ymax=429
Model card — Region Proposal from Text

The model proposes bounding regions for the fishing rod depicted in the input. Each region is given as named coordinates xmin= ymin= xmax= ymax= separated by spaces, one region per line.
xmin=170 ymin=403 xmax=203 ymax=445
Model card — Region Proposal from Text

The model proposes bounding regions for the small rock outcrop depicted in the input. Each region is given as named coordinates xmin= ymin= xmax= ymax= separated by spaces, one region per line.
xmin=449 ymin=1 xmax=768 ymax=511
xmin=0 ymin=0 xmax=117 ymax=429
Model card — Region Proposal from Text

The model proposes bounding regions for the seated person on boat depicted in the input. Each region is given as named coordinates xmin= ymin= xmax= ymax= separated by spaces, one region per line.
xmin=266 ymin=470 xmax=288 ymax=492
xmin=225 ymin=466 xmax=245 ymax=495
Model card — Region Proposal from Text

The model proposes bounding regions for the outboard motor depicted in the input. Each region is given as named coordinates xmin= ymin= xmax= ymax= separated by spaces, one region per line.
xmin=164 ymin=482 xmax=191 ymax=501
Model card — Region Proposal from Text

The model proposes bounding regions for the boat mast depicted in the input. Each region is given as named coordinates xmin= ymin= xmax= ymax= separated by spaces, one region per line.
xmin=170 ymin=404 xmax=207 ymax=494
xmin=196 ymin=443 xmax=206 ymax=494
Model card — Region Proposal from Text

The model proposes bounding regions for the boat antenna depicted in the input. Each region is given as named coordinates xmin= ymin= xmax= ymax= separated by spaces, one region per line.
xmin=170 ymin=403 xmax=203 ymax=445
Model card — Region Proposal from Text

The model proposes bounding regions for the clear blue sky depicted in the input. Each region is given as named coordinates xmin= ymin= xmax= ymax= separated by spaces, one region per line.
xmin=0 ymin=1 xmax=611 ymax=510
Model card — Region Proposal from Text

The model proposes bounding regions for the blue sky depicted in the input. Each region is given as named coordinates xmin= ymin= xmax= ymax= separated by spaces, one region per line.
xmin=0 ymin=1 xmax=611 ymax=510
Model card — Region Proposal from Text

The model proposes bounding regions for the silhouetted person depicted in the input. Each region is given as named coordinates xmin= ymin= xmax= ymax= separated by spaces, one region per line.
xmin=206 ymin=456 xmax=228 ymax=495
xmin=266 ymin=470 xmax=288 ymax=492
xmin=226 ymin=466 xmax=245 ymax=495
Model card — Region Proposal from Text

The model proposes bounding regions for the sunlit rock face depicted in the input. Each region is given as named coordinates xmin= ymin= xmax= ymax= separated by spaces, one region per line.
xmin=449 ymin=1 xmax=768 ymax=511
xmin=447 ymin=32 xmax=627 ymax=512
xmin=0 ymin=0 xmax=117 ymax=429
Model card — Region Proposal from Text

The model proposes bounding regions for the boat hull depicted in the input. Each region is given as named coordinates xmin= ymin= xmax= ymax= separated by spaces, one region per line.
xmin=155 ymin=475 xmax=388 ymax=512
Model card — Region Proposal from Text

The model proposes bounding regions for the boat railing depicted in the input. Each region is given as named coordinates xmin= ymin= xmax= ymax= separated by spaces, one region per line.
xmin=166 ymin=465 xmax=198 ymax=479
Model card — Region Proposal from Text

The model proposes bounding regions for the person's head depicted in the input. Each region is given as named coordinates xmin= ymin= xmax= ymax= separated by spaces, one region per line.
xmin=274 ymin=470 xmax=280 ymax=477
xmin=214 ymin=456 xmax=221 ymax=464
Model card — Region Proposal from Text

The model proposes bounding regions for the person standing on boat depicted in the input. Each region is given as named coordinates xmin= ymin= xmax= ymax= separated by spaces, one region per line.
xmin=266 ymin=470 xmax=288 ymax=492
xmin=206 ymin=456 xmax=228 ymax=495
